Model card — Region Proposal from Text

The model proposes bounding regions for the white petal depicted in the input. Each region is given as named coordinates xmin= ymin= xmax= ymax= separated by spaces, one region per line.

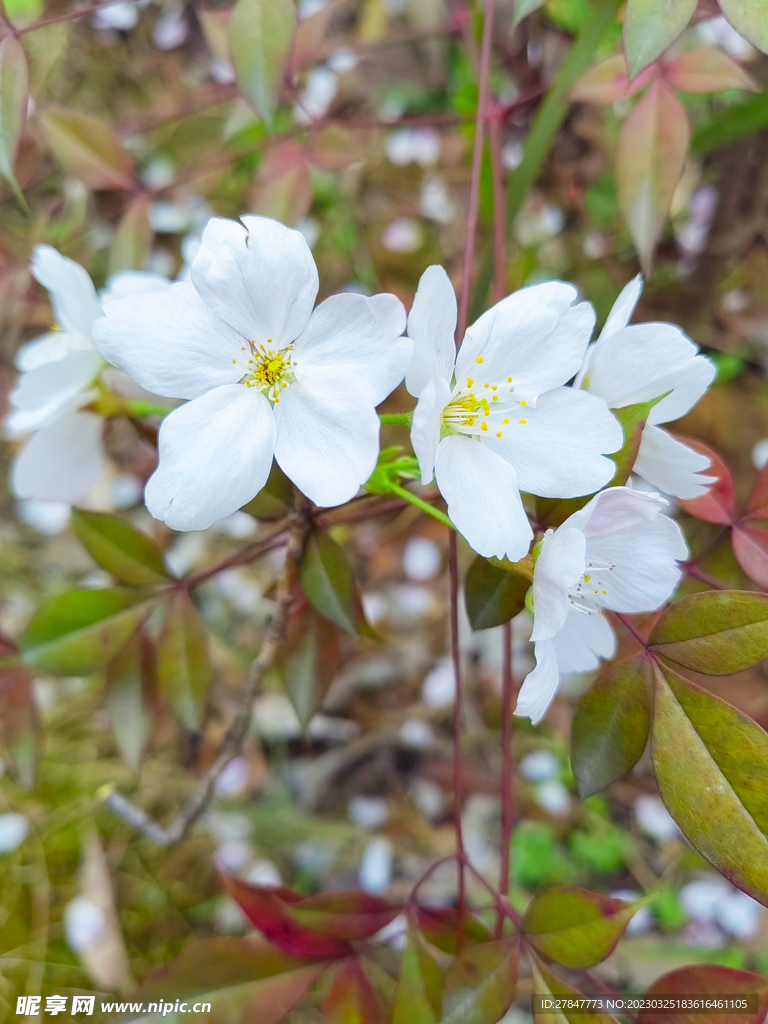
xmin=563 ymin=485 xmax=668 ymax=535
xmin=597 ymin=274 xmax=643 ymax=342
xmin=454 ymin=281 xmax=578 ymax=384
xmin=10 ymin=350 xmax=102 ymax=419
xmin=31 ymin=245 xmax=103 ymax=339
xmin=550 ymin=610 xmax=616 ymax=673
xmin=93 ymin=282 xmax=246 ymax=399
xmin=10 ymin=411 xmax=104 ymax=503
xmin=647 ymin=355 xmax=716 ymax=425
xmin=411 ymin=375 xmax=451 ymax=485
xmin=570 ymin=489 xmax=688 ymax=613
xmin=486 ymin=388 xmax=622 ymax=498
xmin=531 ymin=527 xmax=586 ymax=641
xmin=293 ymin=292 xmax=410 ymax=405
xmin=15 ymin=332 xmax=74 ymax=371
xmin=634 ymin=424 xmax=715 ymax=499
xmin=99 ymin=270 xmax=170 ymax=304
xmin=273 ymin=370 xmax=380 ymax=507
xmin=146 ymin=385 xmax=276 ymax=530
xmin=191 ymin=216 xmax=318 ymax=347
xmin=504 ymin=301 xmax=595 ymax=400
xmin=434 ymin=434 xmax=533 ymax=560
xmin=515 ymin=640 xmax=559 ymax=724
xmin=586 ymin=323 xmax=698 ymax=409
xmin=405 ymin=265 xmax=457 ymax=397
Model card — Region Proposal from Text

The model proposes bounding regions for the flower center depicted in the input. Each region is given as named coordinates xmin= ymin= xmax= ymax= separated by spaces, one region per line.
xmin=441 ymin=357 xmax=527 ymax=440
xmin=242 ymin=341 xmax=296 ymax=403
xmin=568 ymin=558 xmax=615 ymax=611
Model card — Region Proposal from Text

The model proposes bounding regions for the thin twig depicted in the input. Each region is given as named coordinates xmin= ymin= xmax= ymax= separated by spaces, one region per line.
xmin=448 ymin=531 xmax=466 ymax=936
xmin=496 ymin=622 xmax=515 ymax=938
xmin=15 ymin=0 xmax=124 ymax=34
xmin=685 ymin=562 xmax=728 ymax=590
xmin=105 ymin=495 xmax=313 ymax=844
xmin=614 ymin=612 xmax=650 ymax=650
xmin=456 ymin=0 xmax=496 ymax=341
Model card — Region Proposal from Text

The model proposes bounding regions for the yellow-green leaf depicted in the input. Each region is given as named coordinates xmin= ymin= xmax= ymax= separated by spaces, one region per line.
xmin=21 ymin=589 xmax=152 ymax=675
xmin=623 ymin=0 xmax=697 ymax=78
xmin=72 ymin=509 xmax=172 ymax=586
xmin=228 ymin=0 xmax=296 ymax=124
xmin=719 ymin=0 xmax=768 ymax=56
xmin=0 ymin=34 xmax=28 ymax=205
xmin=651 ymin=663 xmax=768 ymax=905
xmin=156 ymin=591 xmax=213 ymax=730
xmin=40 ymin=105 xmax=135 ymax=190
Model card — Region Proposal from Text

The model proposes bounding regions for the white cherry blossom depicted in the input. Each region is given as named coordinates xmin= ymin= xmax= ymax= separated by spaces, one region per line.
xmin=6 ymin=247 xmax=168 ymax=504
xmin=576 ymin=275 xmax=717 ymax=499
xmin=93 ymin=215 xmax=411 ymax=530
xmin=406 ymin=266 xmax=622 ymax=561
xmin=516 ymin=486 xmax=688 ymax=723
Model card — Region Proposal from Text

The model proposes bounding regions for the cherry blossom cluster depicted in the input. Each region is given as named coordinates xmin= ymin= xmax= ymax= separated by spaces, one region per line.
xmin=6 ymin=215 xmax=716 ymax=721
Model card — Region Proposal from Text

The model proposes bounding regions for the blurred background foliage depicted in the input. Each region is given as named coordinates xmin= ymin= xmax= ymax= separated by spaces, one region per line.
xmin=2 ymin=0 xmax=768 ymax=1017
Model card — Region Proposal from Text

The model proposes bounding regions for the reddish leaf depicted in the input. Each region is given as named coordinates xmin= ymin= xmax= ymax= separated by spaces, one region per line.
xmin=442 ymin=938 xmax=518 ymax=1024
xmin=242 ymin=965 xmax=324 ymax=1024
xmin=288 ymin=891 xmax=401 ymax=942
xmin=222 ymin=877 xmax=400 ymax=957
xmin=744 ymin=461 xmax=768 ymax=519
xmin=282 ymin=603 xmax=341 ymax=730
xmin=664 ymin=47 xmax=759 ymax=94
xmin=252 ymin=140 xmax=312 ymax=226
xmin=322 ymin=958 xmax=387 ymax=1024
xmin=156 ymin=590 xmax=213 ymax=731
xmin=571 ymin=55 xmax=656 ymax=105
xmin=616 ymin=79 xmax=690 ymax=273
xmin=523 ymin=886 xmax=640 ymax=969
xmin=732 ymin=524 xmax=768 ymax=590
xmin=222 ymin=877 xmax=351 ymax=958
xmin=640 ymin=965 xmax=768 ymax=1024
xmin=0 ymin=661 xmax=40 ymax=787
xmin=109 ymin=195 xmax=154 ymax=275
xmin=39 ymin=106 xmax=135 ymax=190
xmin=651 ymin=663 xmax=768 ymax=905
xmin=677 ymin=438 xmax=734 ymax=524
xmin=415 ymin=906 xmax=491 ymax=955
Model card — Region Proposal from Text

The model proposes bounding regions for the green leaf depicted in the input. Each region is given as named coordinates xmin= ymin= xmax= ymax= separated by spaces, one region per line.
xmin=39 ymin=105 xmax=135 ymax=190
xmin=228 ymin=0 xmax=296 ymax=124
xmin=441 ymin=938 xmax=518 ymax=1024
xmin=156 ymin=591 xmax=213 ymax=731
xmin=138 ymin=936 xmax=325 ymax=1024
xmin=414 ymin=907 xmax=491 ymax=955
xmin=641 ymin=964 xmax=768 ymax=1024
xmin=282 ymin=606 xmax=340 ymax=731
xmin=464 ymin=556 xmax=530 ymax=631
xmin=651 ymin=663 xmax=768 ymax=905
xmin=105 ymin=633 xmax=149 ymax=772
xmin=300 ymin=530 xmax=374 ymax=637
xmin=608 ymin=395 xmax=668 ymax=486
xmin=109 ymin=195 xmax=154 ymax=275
xmin=522 ymin=886 xmax=641 ymax=969
xmin=649 ymin=591 xmax=768 ymax=675
xmin=665 ymin=47 xmax=759 ymax=94
xmin=693 ymin=93 xmax=768 ymax=155
xmin=622 ymin=0 xmax=697 ymax=78
xmin=513 ymin=0 xmax=546 ymax=26
xmin=719 ymin=0 xmax=768 ymax=56
xmin=242 ymin=460 xmax=293 ymax=520
xmin=392 ymin=928 xmax=442 ymax=1024
xmin=71 ymin=509 xmax=172 ymax=586
xmin=570 ymin=656 xmax=651 ymax=798
xmin=0 ymin=34 xmax=28 ymax=206
xmin=21 ymin=589 xmax=152 ymax=676
xmin=616 ymin=79 xmax=690 ymax=274
xmin=322 ymin=958 xmax=387 ymax=1024
xmin=531 ymin=955 xmax=620 ymax=1024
